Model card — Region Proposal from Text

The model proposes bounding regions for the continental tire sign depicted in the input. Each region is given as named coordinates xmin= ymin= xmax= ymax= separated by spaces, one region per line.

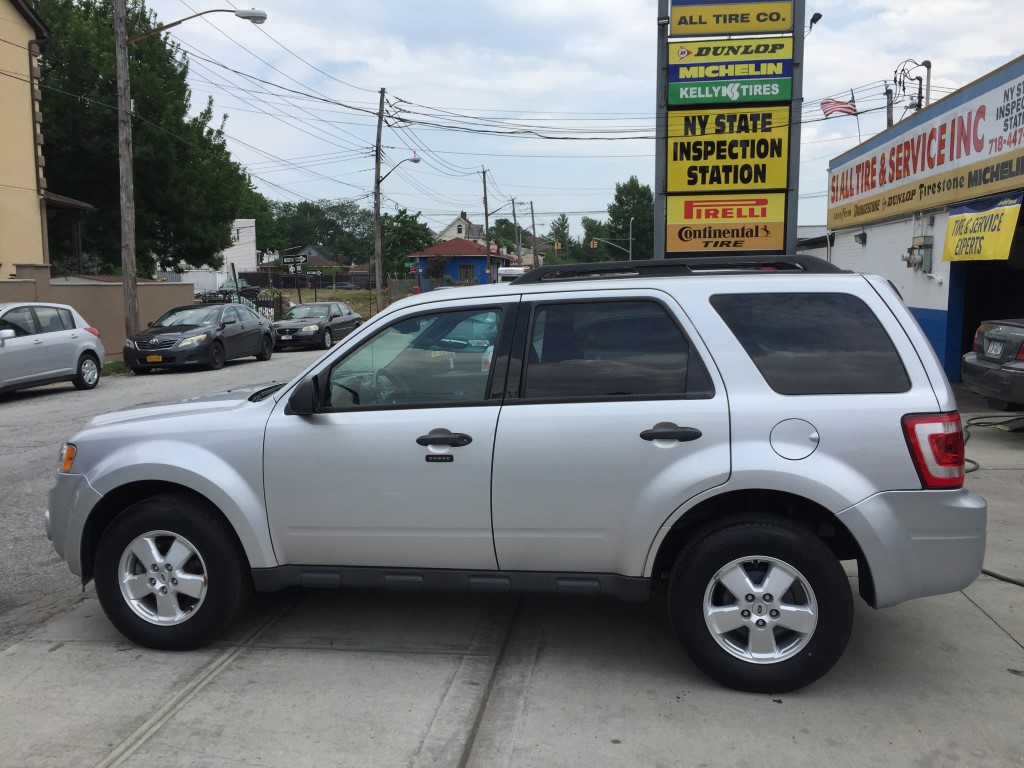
xmin=667 ymin=106 xmax=790 ymax=192
xmin=668 ymin=194 xmax=785 ymax=252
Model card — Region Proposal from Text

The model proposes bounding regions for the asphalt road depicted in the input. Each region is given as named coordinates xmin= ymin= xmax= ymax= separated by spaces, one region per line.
xmin=0 ymin=346 xmax=326 ymax=649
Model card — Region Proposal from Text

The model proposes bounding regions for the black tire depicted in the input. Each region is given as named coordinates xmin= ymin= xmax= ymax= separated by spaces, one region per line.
xmin=208 ymin=341 xmax=225 ymax=370
xmin=321 ymin=328 xmax=333 ymax=350
xmin=93 ymin=494 xmax=252 ymax=650
xmin=256 ymin=334 xmax=273 ymax=361
xmin=668 ymin=515 xmax=853 ymax=693
xmin=72 ymin=353 xmax=100 ymax=390
xmin=986 ymin=397 xmax=1023 ymax=411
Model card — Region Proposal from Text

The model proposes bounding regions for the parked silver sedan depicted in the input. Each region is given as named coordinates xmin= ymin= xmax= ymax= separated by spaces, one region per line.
xmin=0 ymin=301 xmax=106 ymax=395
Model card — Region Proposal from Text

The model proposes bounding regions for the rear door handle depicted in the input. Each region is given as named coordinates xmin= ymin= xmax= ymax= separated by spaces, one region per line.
xmin=640 ymin=425 xmax=702 ymax=442
xmin=417 ymin=429 xmax=473 ymax=447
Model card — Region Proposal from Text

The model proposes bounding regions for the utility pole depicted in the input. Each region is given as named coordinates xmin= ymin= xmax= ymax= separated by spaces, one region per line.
xmin=481 ymin=168 xmax=490 ymax=255
xmin=511 ymin=198 xmax=521 ymax=264
xmin=529 ymin=201 xmax=538 ymax=268
xmin=112 ymin=0 xmax=139 ymax=337
xmin=373 ymin=87 xmax=385 ymax=312
xmin=885 ymin=85 xmax=894 ymax=128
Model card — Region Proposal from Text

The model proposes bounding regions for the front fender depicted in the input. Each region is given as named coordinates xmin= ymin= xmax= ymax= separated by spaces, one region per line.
xmin=85 ymin=439 xmax=277 ymax=570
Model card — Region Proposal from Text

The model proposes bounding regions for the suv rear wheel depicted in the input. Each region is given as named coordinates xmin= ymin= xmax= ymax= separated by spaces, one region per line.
xmin=668 ymin=515 xmax=853 ymax=693
xmin=93 ymin=494 xmax=251 ymax=650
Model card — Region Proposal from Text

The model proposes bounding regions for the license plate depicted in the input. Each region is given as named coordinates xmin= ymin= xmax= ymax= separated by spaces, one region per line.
xmin=146 ymin=354 xmax=163 ymax=363
xmin=279 ymin=335 xmax=291 ymax=341
xmin=986 ymin=341 xmax=1003 ymax=357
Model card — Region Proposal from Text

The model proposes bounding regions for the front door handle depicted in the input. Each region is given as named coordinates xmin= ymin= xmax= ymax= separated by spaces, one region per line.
xmin=640 ymin=425 xmax=702 ymax=442
xmin=417 ymin=429 xmax=473 ymax=447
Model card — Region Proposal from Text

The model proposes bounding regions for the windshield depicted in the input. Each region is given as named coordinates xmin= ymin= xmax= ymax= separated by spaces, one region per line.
xmin=283 ymin=305 xmax=328 ymax=320
xmin=153 ymin=307 xmax=221 ymax=328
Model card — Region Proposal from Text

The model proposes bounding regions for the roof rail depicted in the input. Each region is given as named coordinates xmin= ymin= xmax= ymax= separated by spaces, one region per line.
xmin=512 ymin=255 xmax=845 ymax=284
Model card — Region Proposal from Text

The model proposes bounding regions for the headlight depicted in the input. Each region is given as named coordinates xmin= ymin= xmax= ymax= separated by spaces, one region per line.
xmin=178 ymin=333 xmax=208 ymax=348
xmin=301 ymin=324 xmax=320 ymax=333
xmin=59 ymin=443 xmax=77 ymax=473
xmin=124 ymin=338 xmax=136 ymax=349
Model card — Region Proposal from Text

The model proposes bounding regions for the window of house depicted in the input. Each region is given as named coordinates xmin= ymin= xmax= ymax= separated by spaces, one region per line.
xmin=459 ymin=265 xmax=474 ymax=283
xmin=457 ymin=225 xmax=464 ymax=235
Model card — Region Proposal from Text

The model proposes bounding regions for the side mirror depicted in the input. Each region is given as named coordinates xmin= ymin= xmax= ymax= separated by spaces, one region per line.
xmin=223 ymin=318 xmax=236 ymax=325
xmin=146 ymin=321 xmax=153 ymax=327
xmin=0 ymin=328 xmax=14 ymax=347
xmin=287 ymin=374 xmax=322 ymax=415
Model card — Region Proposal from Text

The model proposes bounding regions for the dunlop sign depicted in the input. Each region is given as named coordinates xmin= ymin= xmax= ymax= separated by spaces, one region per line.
xmin=942 ymin=193 xmax=1022 ymax=261
xmin=669 ymin=37 xmax=793 ymax=106
xmin=667 ymin=194 xmax=785 ymax=252
xmin=670 ymin=0 xmax=794 ymax=36
xmin=668 ymin=106 xmax=790 ymax=192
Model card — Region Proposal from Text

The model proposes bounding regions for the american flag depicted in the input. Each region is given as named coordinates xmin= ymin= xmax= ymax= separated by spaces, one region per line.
xmin=821 ymin=95 xmax=858 ymax=117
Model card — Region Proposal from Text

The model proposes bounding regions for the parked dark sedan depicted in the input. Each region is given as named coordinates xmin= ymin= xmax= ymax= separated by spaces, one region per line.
xmin=272 ymin=302 xmax=362 ymax=350
xmin=124 ymin=304 xmax=275 ymax=374
xmin=961 ymin=318 xmax=1024 ymax=410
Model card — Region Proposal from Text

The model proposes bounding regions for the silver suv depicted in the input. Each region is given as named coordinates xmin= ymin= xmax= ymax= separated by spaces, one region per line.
xmin=46 ymin=256 xmax=986 ymax=692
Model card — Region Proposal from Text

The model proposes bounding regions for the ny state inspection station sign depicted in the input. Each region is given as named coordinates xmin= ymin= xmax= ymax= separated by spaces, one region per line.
xmin=669 ymin=37 xmax=793 ymax=106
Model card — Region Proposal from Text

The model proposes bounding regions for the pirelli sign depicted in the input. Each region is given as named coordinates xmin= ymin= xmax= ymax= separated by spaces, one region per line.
xmin=667 ymin=194 xmax=785 ymax=252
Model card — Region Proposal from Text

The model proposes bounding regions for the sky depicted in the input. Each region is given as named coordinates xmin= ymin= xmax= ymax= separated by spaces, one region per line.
xmin=138 ymin=0 xmax=1023 ymax=242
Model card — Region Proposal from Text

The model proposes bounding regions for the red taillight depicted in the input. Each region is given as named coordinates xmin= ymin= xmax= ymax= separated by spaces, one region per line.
xmin=1016 ymin=343 xmax=1024 ymax=362
xmin=972 ymin=326 xmax=984 ymax=353
xmin=85 ymin=327 xmax=100 ymax=338
xmin=901 ymin=413 xmax=965 ymax=489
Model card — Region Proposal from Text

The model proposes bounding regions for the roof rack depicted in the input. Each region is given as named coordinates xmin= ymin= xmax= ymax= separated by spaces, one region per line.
xmin=512 ymin=255 xmax=845 ymax=284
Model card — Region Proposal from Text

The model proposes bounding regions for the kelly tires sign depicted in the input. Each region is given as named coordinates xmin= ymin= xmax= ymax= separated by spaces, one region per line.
xmin=669 ymin=37 xmax=793 ymax=106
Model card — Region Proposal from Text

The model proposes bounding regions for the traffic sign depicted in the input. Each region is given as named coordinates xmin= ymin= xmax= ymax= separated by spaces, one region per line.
xmin=288 ymin=265 xmax=298 ymax=273
xmin=282 ymin=254 xmax=307 ymax=265
xmin=305 ymin=269 xmax=323 ymax=277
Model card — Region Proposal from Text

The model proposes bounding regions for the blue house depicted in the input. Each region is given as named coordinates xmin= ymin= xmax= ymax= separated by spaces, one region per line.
xmin=409 ymin=238 xmax=511 ymax=291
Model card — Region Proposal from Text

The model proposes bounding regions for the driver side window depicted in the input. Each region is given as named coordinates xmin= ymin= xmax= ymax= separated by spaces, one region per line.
xmin=325 ymin=307 xmax=502 ymax=409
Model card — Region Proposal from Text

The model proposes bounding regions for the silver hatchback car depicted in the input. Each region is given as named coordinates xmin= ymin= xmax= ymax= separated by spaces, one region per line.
xmin=46 ymin=256 xmax=985 ymax=693
xmin=0 ymin=301 xmax=105 ymax=395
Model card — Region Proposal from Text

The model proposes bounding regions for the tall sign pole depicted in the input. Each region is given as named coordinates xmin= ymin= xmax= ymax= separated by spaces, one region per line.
xmin=787 ymin=0 xmax=807 ymax=253
xmin=654 ymin=0 xmax=670 ymax=259
xmin=373 ymin=88 xmax=386 ymax=312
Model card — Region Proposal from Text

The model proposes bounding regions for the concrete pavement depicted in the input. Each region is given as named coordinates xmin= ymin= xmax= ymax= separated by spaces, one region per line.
xmin=0 ymin=386 xmax=1021 ymax=767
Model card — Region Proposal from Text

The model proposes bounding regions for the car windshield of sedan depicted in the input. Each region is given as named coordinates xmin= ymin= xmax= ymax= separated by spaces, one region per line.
xmin=153 ymin=307 xmax=221 ymax=328
xmin=283 ymin=305 xmax=328 ymax=320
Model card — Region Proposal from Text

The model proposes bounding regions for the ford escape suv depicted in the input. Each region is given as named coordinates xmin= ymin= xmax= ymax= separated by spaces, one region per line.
xmin=46 ymin=255 xmax=986 ymax=693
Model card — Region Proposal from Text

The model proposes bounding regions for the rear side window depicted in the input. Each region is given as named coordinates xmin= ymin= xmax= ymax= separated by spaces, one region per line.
xmin=523 ymin=300 xmax=713 ymax=400
xmin=710 ymin=293 xmax=910 ymax=395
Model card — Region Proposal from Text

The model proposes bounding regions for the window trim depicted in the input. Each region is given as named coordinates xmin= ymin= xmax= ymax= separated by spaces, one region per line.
xmin=507 ymin=296 xmax=714 ymax=405
xmin=316 ymin=302 xmax=518 ymax=413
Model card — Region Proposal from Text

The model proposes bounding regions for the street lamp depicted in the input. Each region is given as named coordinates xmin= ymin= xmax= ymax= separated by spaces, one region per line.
xmin=112 ymin=2 xmax=267 ymax=337
xmin=373 ymin=152 xmax=420 ymax=311
xmin=629 ymin=216 xmax=634 ymax=261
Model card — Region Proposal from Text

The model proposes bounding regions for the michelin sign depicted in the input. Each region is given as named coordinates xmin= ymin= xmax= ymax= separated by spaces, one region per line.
xmin=669 ymin=38 xmax=793 ymax=105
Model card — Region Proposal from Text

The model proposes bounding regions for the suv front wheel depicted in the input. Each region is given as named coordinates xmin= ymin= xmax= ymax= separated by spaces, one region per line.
xmin=93 ymin=494 xmax=251 ymax=650
xmin=668 ymin=515 xmax=853 ymax=693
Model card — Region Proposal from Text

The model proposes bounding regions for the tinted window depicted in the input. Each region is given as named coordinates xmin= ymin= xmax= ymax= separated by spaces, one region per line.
xmin=0 ymin=307 xmax=36 ymax=336
xmin=33 ymin=307 xmax=67 ymax=334
xmin=523 ymin=300 xmax=711 ymax=399
xmin=57 ymin=308 xmax=75 ymax=329
xmin=326 ymin=307 xmax=502 ymax=408
xmin=710 ymin=293 xmax=910 ymax=395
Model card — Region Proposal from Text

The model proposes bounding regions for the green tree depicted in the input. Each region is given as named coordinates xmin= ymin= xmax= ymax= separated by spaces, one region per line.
xmin=606 ymin=175 xmax=654 ymax=260
xmin=36 ymin=0 xmax=252 ymax=274
xmin=489 ymin=218 xmax=519 ymax=255
xmin=238 ymin=184 xmax=288 ymax=258
xmin=380 ymin=209 xmax=435 ymax=275
xmin=271 ymin=199 xmax=373 ymax=264
xmin=545 ymin=213 xmax=574 ymax=262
